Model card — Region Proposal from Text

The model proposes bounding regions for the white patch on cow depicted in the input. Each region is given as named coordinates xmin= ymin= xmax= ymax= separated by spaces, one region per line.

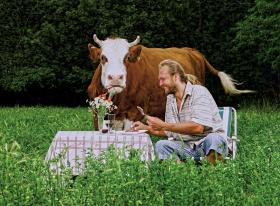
xmin=100 ymin=38 xmax=130 ymax=95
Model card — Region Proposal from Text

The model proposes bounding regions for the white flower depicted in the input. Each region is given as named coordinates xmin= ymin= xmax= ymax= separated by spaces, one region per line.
xmin=87 ymin=94 xmax=117 ymax=115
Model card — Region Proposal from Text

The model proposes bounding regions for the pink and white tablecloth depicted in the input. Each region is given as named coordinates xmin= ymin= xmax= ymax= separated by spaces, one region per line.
xmin=45 ymin=131 xmax=155 ymax=175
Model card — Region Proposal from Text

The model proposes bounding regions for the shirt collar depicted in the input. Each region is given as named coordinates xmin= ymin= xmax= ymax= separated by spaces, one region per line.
xmin=170 ymin=81 xmax=193 ymax=100
xmin=185 ymin=81 xmax=193 ymax=97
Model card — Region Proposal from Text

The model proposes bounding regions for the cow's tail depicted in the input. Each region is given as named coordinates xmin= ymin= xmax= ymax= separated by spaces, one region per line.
xmin=203 ymin=57 xmax=255 ymax=95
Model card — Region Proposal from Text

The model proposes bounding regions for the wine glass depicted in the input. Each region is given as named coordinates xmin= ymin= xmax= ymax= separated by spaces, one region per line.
xmin=106 ymin=114 xmax=115 ymax=133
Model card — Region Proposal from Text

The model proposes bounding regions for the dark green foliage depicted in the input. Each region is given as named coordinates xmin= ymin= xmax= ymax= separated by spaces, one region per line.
xmin=1 ymin=0 xmax=278 ymax=106
xmin=231 ymin=0 xmax=280 ymax=99
xmin=0 ymin=0 xmax=93 ymax=105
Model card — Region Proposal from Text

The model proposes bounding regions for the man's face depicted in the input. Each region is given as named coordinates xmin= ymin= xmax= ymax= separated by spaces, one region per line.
xmin=158 ymin=66 xmax=177 ymax=95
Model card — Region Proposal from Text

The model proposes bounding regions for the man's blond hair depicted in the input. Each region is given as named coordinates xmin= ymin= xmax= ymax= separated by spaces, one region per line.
xmin=158 ymin=59 xmax=201 ymax=85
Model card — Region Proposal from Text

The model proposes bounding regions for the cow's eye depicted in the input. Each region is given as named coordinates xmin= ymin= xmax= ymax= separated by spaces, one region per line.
xmin=123 ymin=54 xmax=129 ymax=63
xmin=101 ymin=55 xmax=108 ymax=63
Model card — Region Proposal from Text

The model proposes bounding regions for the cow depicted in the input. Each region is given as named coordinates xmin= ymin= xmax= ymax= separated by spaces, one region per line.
xmin=87 ymin=34 xmax=253 ymax=129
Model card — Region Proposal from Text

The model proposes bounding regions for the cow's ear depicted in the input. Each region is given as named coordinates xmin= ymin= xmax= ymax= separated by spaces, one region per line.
xmin=127 ymin=45 xmax=142 ymax=63
xmin=88 ymin=43 xmax=101 ymax=63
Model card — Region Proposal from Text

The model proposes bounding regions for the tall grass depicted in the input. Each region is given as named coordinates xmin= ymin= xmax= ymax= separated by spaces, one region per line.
xmin=0 ymin=105 xmax=279 ymax=205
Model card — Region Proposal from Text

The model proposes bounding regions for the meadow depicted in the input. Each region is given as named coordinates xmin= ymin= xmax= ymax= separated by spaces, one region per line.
xmin=0 ymin=104 xmax=279 ymax=205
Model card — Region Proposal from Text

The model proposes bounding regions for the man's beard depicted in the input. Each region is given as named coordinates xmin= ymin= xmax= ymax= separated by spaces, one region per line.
xmin=165 ymin=85 xmax=177 ymax=95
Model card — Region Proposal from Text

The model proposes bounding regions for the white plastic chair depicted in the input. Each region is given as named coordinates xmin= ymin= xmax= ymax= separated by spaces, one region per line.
xmin=218 ymin=107 xmax=239 ymax=160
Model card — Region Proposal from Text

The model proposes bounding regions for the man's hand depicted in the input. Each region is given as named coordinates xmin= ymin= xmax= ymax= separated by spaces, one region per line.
xmin=132 ymin=121 xmax=149 ymax=131
xmin=133 ymin=119 xmax=167 ymax=137
xmin=146 ymin=116 xmax=168 ymax=131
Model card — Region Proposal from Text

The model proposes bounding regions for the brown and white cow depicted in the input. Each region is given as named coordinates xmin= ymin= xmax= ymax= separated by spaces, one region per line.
xmin=87 ymin=34 xmax=252 ymax=129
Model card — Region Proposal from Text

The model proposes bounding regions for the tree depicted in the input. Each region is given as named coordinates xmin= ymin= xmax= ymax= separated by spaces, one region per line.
xmin=231 ymin=0 xmax=280 ymax=98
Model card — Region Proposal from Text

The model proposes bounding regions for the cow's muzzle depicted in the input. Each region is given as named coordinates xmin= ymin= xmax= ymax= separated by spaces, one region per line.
xmin=107 ymin=85 xmax=125 ymax=97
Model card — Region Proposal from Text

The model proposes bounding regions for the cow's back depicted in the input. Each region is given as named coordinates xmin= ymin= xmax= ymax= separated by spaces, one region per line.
xmin=141 ymin=47 xmax=206 ymax=84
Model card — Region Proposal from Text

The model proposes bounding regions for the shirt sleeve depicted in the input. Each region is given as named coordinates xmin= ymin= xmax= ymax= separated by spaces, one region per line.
xmin=190 ymin=87 xmax=215 ymax=129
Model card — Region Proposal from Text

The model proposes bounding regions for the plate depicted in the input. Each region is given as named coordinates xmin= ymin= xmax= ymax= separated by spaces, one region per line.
xmin=116 ymin=130 xmax=148 ymax=134
xmin=125 ymin=130 xmax=148 ymax=134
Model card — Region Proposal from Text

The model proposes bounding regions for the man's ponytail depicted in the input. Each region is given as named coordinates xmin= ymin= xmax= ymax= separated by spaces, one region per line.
xmin=185 ymin=74 xmax=201 ymax=85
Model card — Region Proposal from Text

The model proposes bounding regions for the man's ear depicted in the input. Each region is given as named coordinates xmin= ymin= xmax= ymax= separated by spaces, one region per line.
xmin=88 ymin=43 xmax=101 ymax=63
xmin=127 ymin=45 xmax=142 ymax=63
xmin=174 ymin=73 xmax=180 ymax=82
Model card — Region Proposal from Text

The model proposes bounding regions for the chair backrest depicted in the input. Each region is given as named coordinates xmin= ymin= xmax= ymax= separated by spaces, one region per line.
xmin=218 ymin=107 xmax=232 ymax=137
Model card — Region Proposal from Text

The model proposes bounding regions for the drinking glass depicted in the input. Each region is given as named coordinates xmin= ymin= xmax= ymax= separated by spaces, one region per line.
xmin=106 ymin=114 xmax=115 ymax=133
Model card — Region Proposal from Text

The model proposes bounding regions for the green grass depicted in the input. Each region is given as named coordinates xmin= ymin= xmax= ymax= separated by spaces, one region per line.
xmin=0 ymin=105 xmax=279 ymax=205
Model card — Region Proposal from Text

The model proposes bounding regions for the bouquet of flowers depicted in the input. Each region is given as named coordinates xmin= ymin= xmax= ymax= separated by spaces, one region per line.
xmin=87 ymin=93 xmax=117 ymax=117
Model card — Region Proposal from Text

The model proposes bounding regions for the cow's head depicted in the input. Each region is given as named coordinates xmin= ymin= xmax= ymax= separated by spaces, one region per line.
xmin=88 ymin=34 xmax=141 ymax=98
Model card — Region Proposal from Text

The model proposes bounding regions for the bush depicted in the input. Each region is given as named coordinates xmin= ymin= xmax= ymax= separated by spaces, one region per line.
xmin=2 ymin=0 xmax=279 ymax=106
xmin=231 ymin=0 xmax=280 ymax=98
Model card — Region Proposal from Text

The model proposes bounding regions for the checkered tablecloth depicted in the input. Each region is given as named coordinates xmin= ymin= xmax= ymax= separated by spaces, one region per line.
xmin=45 ymin=131 xmax=155 ymax=175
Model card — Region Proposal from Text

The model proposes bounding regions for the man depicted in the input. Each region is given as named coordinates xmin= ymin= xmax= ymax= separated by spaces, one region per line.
xmin=133 ymin=59 xmax=228 ymax=164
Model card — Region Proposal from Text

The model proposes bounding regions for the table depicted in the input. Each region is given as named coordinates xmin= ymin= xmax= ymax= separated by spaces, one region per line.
xmin=45 ymin=131 xmax=155 ymax=175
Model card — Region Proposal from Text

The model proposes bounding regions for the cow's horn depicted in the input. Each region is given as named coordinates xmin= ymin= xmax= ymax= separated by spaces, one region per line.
xmin=93 ymin=34 xmax=103 ymax=47
xmin=129 ymin=36 xmax=140 ymax=47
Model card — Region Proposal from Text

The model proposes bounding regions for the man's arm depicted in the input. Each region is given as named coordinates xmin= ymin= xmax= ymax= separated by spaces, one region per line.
xmin=164 ymin=121 xmax=204 ymax=134
xmin=147 ymin=127 xmax=167 ymax=137
xmin=147 ymin=116 xmax=204 ymax=135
